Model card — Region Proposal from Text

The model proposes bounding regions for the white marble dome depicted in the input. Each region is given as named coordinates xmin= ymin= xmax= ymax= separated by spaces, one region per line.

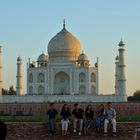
xmin=37 ymin=53 xmax=48 ymax=62
xmin=78 ymin=52 xmax=89 ymax=61
xmin=47 ymin=27 xmax=81 ymax=62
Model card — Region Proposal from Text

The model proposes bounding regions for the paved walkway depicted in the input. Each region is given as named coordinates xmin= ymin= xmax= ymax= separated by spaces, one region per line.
xmin=6 ymin=122 xmax=140 ymax=140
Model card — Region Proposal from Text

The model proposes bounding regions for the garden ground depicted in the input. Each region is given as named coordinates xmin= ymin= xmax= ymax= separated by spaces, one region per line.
xmin=6 ymin=122 xmax=140 ymax=140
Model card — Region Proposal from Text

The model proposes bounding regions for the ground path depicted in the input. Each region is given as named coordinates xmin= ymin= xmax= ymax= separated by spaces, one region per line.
xmin=6 ymin=122 xmax=140 ymax=140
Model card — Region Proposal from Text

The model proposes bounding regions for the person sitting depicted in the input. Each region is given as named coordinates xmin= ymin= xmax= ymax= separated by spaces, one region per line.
xmin=84 ymin=104 xmax=94 ymax=134
xmin=104 ymin=102 xmax=117 ymax=136
xmin=72 ymin=103 xmax=84 ymax=136
xmin=47 ymin=103 xmax=58 ymax=134
xmin=95 ymin=104 xmax=105 ymax=133
xmin=0 ymin=121 xmax=7 ymax=140
xmin=60 ymin=103 xmax=71 ymax=136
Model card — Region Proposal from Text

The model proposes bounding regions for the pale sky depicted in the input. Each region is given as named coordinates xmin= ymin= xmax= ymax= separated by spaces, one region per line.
xmin=0 ymin=0 xmax=140 ymax=96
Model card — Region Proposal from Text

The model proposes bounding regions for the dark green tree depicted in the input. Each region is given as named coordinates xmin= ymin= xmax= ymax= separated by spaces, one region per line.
xmin=8 ymin=85 xmax=16 ymax=95
xmin=2 ymin=85 xmax=16 ymax=95
xmin=128 ymin=89 xmax=140 ymax=102
xmin=134 ymin=90 xmax=140 ymax=97
xmin=2 ymin=88 xmax=8 ymax=95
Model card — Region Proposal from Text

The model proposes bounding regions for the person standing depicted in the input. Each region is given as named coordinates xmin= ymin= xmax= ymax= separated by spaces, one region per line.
xmin=72 ymin=103 xmax=84 ymax=136
xmin=60 ymin=103 xmax=71 ymax=136
xmin=84 ymin=104 xmax=94 ymax=134
xmin=47 ymin=103 xmax=58 ymax=134
xmin=104 ymin=102 xmax=117 ymax=136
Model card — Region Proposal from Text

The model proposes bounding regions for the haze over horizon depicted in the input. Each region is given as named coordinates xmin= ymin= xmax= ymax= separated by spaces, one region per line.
xmin=0 ymin=0 xmax=140 ymax=96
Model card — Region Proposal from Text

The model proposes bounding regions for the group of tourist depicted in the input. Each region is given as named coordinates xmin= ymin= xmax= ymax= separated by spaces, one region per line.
xmin=46 ymin=102 xmax=117 ymax=136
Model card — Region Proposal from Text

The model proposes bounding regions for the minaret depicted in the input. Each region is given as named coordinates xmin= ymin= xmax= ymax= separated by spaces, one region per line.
xmin=115 ymin=55 xmax=119 ymax=95
xmin=118 ymin=40 xmax=126 ymax=96
xmin=0 ymin=46 xmax=3 ymax=95
xmin=16 ymin=56 xmax=22 ymax=96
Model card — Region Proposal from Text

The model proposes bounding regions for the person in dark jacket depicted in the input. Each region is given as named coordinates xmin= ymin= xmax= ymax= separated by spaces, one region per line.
xmin=60 ymin=103 xmax=71 ymax=136
xmin=47 ymin=103 xmax=58 ymax=134
xmin=84 ymin=104 xmax=94 ymax=134
xmin=72 ymin=103 xmax=84 ymax=136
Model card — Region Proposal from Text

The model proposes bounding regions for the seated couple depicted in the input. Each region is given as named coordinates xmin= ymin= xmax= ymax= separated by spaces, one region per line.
xmin=95 ymin=102 xmax=117 ymax=136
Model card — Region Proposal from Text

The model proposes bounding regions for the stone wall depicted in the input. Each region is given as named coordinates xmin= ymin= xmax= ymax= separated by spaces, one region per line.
xmin=0 ymin=94 xmax=127 ymax=103
xmin=0 ymin=102 xmax=139 ymax=116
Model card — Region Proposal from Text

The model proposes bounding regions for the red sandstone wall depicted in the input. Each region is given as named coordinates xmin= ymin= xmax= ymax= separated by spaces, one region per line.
xmin=0 ymin=103 xmax=140 ymax=115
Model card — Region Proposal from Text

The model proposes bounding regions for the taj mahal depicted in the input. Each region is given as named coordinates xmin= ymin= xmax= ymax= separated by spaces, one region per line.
xmin=0 ymin=22 xmax=127 ymax=103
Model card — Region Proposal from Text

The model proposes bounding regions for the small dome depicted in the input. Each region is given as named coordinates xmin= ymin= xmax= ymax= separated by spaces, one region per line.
xmin=78 ymin=52 xmax=89 ymax=61
xmin=47 ymin=27 xmax=81 ymax=61
xmin=17 ymin=56 xmax=22 ymax=61
xmin=37 ymin=53 xmax=48 ymax=62
xmin=118 ymin=40 xmax=125 ymax=46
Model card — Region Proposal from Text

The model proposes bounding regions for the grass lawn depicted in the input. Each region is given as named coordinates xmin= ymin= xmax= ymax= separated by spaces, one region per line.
xmin=117 ymin=115 xmax=140 ymax=122
xmin=0 ymin=115 xmax=44 ymax=122
xmin=0 ymin=115 xmax=140 ymax=122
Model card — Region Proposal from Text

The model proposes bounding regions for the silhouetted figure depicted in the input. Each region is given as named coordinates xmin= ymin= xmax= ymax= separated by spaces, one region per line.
xmin=0 ymin=121 xmax=7 ymax=140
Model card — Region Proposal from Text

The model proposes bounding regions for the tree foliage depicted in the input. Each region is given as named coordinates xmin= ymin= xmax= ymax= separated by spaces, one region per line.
xmin=133 ymin=90 xmax=140 ymax=97
xmin=2 ymin=85 xmax=16 ymax=95
xmin=128 ymin=89 xmax=140 ymax=102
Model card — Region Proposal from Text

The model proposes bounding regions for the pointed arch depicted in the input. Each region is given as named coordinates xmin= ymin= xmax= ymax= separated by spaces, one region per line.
xmin=91 ymin=73 xmax=96 ymax=82
xmin=79 ymin=85 xmax=86 ymax=94
xmin=54 ymin=71 xmax=70 ymax=94
xmin=29 ymin=86 xmax=33 ymax=95
xmin=38 ymin=85 xmax=45 ymax=94
xmin=38 ymin=73 xmax=45 ymax=83
xmin=79 ymin=72 xmax=86 ymax=82
xmin=91 ymin=85 xmax=96 ymax=95
xmin=29 ymin=73 xmax=33 ymax=83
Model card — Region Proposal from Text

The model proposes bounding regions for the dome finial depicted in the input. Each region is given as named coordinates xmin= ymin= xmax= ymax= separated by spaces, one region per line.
xmin=63 ymin=19 xmax=65 ymax=29
xmin=17 ymin=56 xmax=22 ymax=61
xmin=118 ymin=38 xmax=125 ymax=47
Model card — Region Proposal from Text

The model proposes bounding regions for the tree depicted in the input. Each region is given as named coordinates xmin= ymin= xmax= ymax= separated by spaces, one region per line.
xmin=128 ymin=89 xmax=140 ymax=102
xmin=134 ymin=90 xmax=140 ymax=97
xmin=2 ymin=85 xmax=16 ymax=95
xmin=8 ymin=85 xmax=16 ymax=95
xmin=2 ymin=88 xmax=8 ymax=95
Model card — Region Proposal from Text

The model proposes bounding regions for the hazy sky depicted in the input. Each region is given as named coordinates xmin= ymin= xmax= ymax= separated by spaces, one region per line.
xmin=0 ymin=0 xmax=140 ymax=95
